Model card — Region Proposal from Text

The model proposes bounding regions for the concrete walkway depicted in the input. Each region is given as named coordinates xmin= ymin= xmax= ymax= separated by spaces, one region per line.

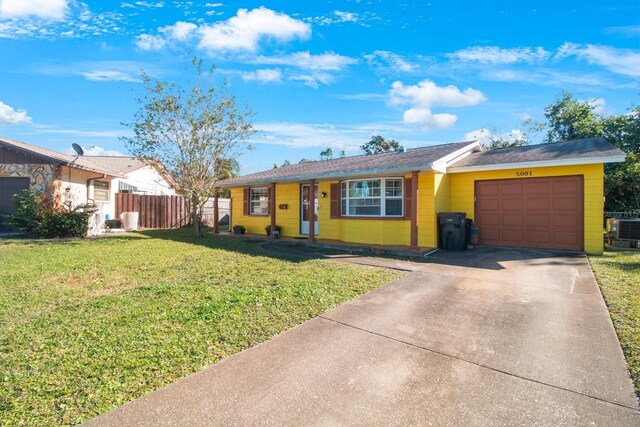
xmin=86 ymin=247 xmax=639 ymax=426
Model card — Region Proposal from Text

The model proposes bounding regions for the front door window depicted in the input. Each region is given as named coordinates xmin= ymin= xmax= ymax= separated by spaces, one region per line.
xmin=300 ymin=184 xmax=318 ymax=235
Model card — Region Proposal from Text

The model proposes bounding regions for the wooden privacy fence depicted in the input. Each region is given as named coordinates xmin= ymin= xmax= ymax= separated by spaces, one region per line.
xmin=115 ymin=192 xmax=231 ymax=229
xmin=115 ymin=193 xmax=191 ymax=229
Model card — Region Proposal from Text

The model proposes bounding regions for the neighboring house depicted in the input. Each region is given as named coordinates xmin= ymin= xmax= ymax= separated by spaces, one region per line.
xmin=0 ymin=136 xmax=176 ymax=222
xmin=220 ymin=138 xmax=625 ymax=255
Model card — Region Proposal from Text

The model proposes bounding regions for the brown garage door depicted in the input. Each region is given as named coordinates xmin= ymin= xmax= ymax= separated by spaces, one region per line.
xmin=475 ymin=176 xmax=583 ymax=251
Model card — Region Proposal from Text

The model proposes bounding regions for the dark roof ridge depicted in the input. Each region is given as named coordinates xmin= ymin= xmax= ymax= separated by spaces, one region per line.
xmin=484 ymin=137 xmax=607 ymax=152
xmin=256 ymin=140 xmax=476 ymax=174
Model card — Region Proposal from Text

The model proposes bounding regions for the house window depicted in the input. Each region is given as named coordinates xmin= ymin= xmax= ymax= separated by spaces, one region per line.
xmin=250 ymin=187 xmax=269 ymax=215
xmin=93 ymin=180 xmax=110 ymax=202
xmin=340 ymin=178 xmax=403 ymax=217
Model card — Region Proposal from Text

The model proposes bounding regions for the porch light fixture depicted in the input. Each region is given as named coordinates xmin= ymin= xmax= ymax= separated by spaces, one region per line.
xmin=321 ymin=191 xmax=327 ymax=198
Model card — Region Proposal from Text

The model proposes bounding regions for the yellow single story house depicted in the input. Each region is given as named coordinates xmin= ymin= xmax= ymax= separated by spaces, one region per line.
xmin=219 ymin=137 xmax=625 ymax=254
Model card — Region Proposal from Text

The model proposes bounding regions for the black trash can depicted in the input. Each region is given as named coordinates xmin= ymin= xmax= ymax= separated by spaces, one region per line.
xmin=438 ymin=212 xmax=467 ymax=251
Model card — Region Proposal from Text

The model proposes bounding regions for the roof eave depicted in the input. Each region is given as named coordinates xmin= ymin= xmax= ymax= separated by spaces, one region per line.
xmin=219 ymin=141 xmax=484 ymax=188
xmin=447 ymin=154 xmax=627 ymax=173
xmin=219 ymin=163 xmax=440 ymax=188
xmin=0 ymin=139 xmax=70 ymax=165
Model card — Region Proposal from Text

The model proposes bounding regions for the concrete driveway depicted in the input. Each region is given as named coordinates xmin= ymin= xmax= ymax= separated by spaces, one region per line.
xmin=86 ymin=247 xmax=639 ymax=426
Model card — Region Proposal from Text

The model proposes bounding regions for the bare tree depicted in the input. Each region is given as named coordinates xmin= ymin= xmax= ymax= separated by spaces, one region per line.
xmin=123 ymin=57 xmax=255 ymax=237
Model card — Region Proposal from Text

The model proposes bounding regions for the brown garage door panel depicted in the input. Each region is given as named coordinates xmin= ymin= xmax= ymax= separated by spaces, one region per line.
xmin=475 ymin=176 xmax=583 ymax=251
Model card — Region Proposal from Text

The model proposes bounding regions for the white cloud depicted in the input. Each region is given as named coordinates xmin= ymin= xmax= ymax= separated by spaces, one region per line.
xmin=306 ymin=10 xmax=378 ymax=27
xmin=135 ymin=33 xmax=166 ymax=51
xmin=254 ymin=121 xmax=423 ymax=152
xmin=464 ymin=128 xmax=526 ymax=146
xmin=31 ymin=126 xmax=128 ymax=139
xmin=121 ymin=1 xmax=164 ymax=8
xmin=0 ymin=0 xmax=69 ymax=20
xmin=334 ymin=11 xmax=358 ymax=23
xmin=241 ymin=68 xmax=282 ymax=83
xmin=0 ymin=101 xmax=32 ymax=125
xmin=160 ymin=21 xmax=196 ymax=41
xmin=448 ymin=46 xmax=551 ymax=64
xmin=79 ymin=70 xmax=139 ymax=82
xmin=482 ymin=68 xmax=612 ymax=87
xmin=0 ymin=3 xmax=125 ymax=39
xmin=388 ymin=80 xmax=486 ymax=130
xmin=364 ymin=50 xmax=418 ymax=73
xmin=556 ymin=42 xmax=640 ymax=77
xmin=63 ymin=145 xmax=125 ymax=156
xmin=402 ymin=108 xmax=457 ymax=130
xmin=289 ymin=72 xmax=334 ymax=88
xmin=333 ymin=93 xmax=386 ymax=101
xmin=197 ymin=7 xmax=310 ymax=52
xmin=38 ymin=60 xmax=153 ymax=83
xmin=389 ymin=80 xmax=487 ymax=108
xmin=604 ymin=25 xmax=640 ymax=38
xmin=520 ymin=112 xmax=534 ymax=122
xmin=587 ymin=97 xmax=607 ymax=115
xmin=250 ymin=51 xmax=356 ymax=70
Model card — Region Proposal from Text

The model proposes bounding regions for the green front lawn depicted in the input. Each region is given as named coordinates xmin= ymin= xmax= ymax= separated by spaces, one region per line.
xmin=0 ymin=230 xmax=402 ymax=425
xmin=589 ymin=250 xmax=640 ymax=396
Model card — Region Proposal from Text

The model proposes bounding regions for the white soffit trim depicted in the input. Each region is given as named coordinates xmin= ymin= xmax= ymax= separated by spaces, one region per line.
xmin=447 ymin=154 xmax=627 ymax=173
xmin=432 ymin=141 xmax=482 ymax=173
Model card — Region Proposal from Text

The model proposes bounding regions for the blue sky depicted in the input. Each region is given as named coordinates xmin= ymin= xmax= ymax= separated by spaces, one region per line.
xmin=0 ymin=0 xmax=638 ymax=174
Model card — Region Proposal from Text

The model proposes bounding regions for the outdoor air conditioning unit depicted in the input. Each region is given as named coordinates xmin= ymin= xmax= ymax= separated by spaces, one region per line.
xmin=608 ymin=218 xmax=640 ymax=240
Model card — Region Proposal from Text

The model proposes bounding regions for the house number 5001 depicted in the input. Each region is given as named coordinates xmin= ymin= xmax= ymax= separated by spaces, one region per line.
xmin=516 ymin=171 xmax=532 ymax=177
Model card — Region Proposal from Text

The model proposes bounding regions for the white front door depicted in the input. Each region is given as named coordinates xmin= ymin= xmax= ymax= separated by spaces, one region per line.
xmin=300 ymin=184 xmax=319 ymax=235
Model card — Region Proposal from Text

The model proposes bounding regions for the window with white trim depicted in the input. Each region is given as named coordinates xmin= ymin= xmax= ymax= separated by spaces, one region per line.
xmin=93 ymin=180 xmax=110 ymax=202
xmin=250 ymin=187 xmax=269 ymax=215
xmin=340 ymin=178 xmax=403 ymax=217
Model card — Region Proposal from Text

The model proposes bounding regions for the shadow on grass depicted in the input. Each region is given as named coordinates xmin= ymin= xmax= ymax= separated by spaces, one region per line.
xmin=2 ymin=228 xmax=592 ymax=271
xmin=591 ymin=251 xmax=640 ymax=273
xmin=0 ymin=228 xmax=311 ymax=264
xmin=109 ymin=228 xmax=314 ymax=264
xmin=0 ymin=234 xmax=148 ymax=247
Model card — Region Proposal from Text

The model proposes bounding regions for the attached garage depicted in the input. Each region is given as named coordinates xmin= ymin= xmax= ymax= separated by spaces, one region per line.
xmin=448 ymin=138 xmax=626 ymax=254
xmin=0 ymin=177 xmax=30 ymax=216
xmin=475 ymin=176 xmax=583 ymax=251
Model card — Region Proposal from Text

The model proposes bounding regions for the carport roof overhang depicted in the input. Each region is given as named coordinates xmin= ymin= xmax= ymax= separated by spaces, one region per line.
xmin=447 ymin=154 xmax=626 ymax=173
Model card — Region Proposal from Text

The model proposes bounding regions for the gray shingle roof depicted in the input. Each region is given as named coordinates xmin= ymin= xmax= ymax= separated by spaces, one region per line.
xmin=220 ymin=140 xmax=478 ymax=187
xmin=0 ymin=136 xmax=140 ymax=178
xmin=83 ymin=156 xmax=146 ymax=175
xmin=450 ymin=137 xmax=625 ymax=169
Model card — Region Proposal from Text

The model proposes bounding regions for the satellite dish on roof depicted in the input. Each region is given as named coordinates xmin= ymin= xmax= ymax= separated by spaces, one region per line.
xmin=72 ymin=143 xmax=84 ymax=156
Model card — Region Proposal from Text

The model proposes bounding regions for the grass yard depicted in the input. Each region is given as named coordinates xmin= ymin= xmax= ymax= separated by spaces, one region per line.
xmin=0 ymin=230 xmax=402 ymax=425
xmin=589 ymin=249 xmax=640 ymax=397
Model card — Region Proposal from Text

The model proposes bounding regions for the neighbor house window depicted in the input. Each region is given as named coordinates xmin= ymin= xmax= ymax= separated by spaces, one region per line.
xmin=250 ymin=187 xmax=269 ymax=215
xmin=93 ymin=180 xmax=110 ymax=202
xmin=340 ymin=178 xmax=403 ymax=217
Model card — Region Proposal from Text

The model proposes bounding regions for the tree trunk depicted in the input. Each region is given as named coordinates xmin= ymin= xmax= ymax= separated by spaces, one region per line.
xmin=191 ymin=197 xmax=202 ymax=238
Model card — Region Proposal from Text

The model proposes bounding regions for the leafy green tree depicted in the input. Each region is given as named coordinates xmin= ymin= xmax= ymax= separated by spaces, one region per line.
xmin=543 ymin=92 xmax=604 ymax=143
xmin=480 ymin=127 xmax=529 ymax=149
xmin=123 ymin=57 xmax=255 ymax=237
xmin=340 ymin=150 xmax=346 ymax=158
xmin=541 ymin=92 xmax=639 ymax=211
xmin=298 ymin=158 xmax=313 ymax=164
xmin=360 ymin=135 xmax=401 ymax=155
xmin=320 ymin=147 xmax=333 ymax=160
xmin=486 ymin=138 xmax=528 ymax=149
xmin=602 ymin=106 xmax=640 ymax=211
